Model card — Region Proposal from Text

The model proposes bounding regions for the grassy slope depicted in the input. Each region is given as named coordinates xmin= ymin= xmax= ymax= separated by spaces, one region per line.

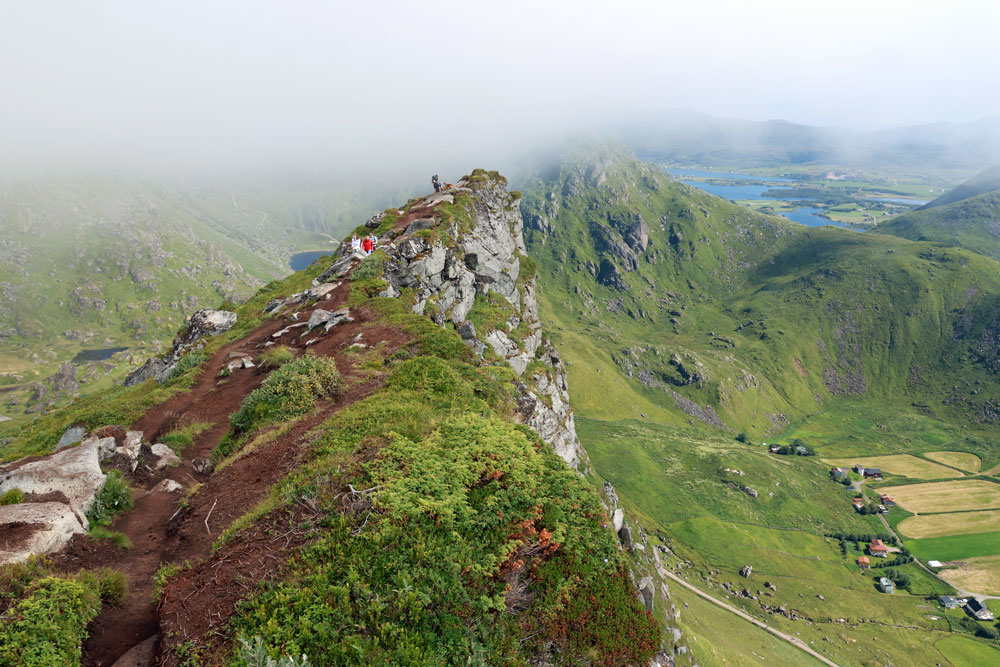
xmin=524 ymin=143 xmax=1000 ymax=665
xmin=877 ymin=189 xmax=1000 ymax=260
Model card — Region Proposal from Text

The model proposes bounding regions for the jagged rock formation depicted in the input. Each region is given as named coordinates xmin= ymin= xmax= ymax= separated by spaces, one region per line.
xmin=319 ymin=174 xmax=585 ymax=469
xmin=124 ymin=309 xmax=237 ymax=386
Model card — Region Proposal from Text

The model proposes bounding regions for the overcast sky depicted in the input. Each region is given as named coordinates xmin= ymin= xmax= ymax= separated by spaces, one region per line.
xmin=1 ymin=0 xmax=998 ymax=175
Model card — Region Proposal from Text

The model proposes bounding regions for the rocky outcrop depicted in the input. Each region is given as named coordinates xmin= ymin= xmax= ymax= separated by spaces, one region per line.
xmin=124 ymin=308 xmax=237 ymax=386
xmin=326 ymin=173 xmax=584 ymax=469
xmin=0 ymin=428 xmax=151 ymax=564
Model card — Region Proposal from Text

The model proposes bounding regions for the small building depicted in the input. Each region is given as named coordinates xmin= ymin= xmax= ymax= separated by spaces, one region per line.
xmin=853 ymin=497 xmax=864 ymax=504
xmin=831 ymin=467 xmax=847 ymax=480
xmin=864 ymin=468 xmax=883 ymax=479
xmin=878 ymin=504 xmax=889 ymax=514
xmin=879 ymin=494 xmax=895 ymax=507
xmin=853 ymin=503 xmax=865 ymax=513
xmin=928 ymin=560 xmax=943 ymax=569
xmin=769 ymin=445 xmax=781 ymax=454
xmin=795 ymin=445 xmax=809 ymax=455
xmin=854 ymin=464 xmax=865 ymax=475
xmin=939 ymin=595 xmax=959 ymax=609
xmin=966 ymin=599 xmax=995 ymax=621
xmin=858 ymin=556 xmax=870 ymax=570
xmin=870 ymin=539 xmax=890 ymax=558
xmin=878 ymin=577 xmax=895 ymax=593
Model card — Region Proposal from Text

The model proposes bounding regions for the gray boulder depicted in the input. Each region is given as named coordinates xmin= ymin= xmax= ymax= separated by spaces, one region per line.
xmin=0 ymin=502 xmax=87 ymax=565
xmin=0 ymin=438 xmax=107 ymax=522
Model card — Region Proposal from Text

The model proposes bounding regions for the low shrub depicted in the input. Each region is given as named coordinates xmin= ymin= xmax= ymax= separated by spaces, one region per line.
xmin=166 ymin=350 xmax=209 ymax=382
xmin=0 ymin=488 xmax=25 ymax=505
xmin=96 ymin=568 xmax=128 ymax=607
xmin=86 ymin=470 xmax=133 ymax=528
xmin=236 ymin=636 xmax=313 ymax=666
xmin=349 ymin=251 xmax=384 ymax=282
xmin=152 ymin=563 xmax=181 ymax=603
xmin=229 ymin=353 xmax=342 ymax=435
xmin=0 ymin=576 xmax=101 ymax=666
xmin=88 ymin=526 xmax=131 ymax=549
xmin=260 ymin=345 xmax=295 ymax=369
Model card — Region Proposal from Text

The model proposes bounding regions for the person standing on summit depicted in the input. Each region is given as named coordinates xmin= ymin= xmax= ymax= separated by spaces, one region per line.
xmin=432 ymin=174 xmax=441 ymax=193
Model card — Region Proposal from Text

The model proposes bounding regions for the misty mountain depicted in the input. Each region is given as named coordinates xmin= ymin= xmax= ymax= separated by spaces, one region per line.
xmin=618 ymin=110 xmax=1000 ymax=173
xmin=918 ymin=163 xmax=1000 ymax=209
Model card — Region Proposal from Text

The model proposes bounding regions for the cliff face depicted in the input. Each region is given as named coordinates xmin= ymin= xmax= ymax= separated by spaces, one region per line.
xmin=318 ymin=173 xmax=584 ymax=469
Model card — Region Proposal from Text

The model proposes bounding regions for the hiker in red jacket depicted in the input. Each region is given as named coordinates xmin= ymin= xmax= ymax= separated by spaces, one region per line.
xmin=361 ymin=235 xmax=374 ymax=255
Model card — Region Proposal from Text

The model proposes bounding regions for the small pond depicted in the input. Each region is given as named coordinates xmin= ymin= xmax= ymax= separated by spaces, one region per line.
xmin=72 ymin=347 xmax=128 ymax=363
xmin=289 ymin=250 xmax=332 ymax=272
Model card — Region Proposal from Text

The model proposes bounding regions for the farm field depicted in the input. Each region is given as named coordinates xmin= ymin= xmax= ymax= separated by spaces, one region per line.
xmin=924 ymin=451 xmax=982 ymax=473
xmin=877 ymin=480 xmax=1000 ymax=514
xmin=898 ymin=510 xmax=1000 ymax=539
xmin=823 ymin=454 xmax=962 ymax=479
xmin=935 ymin=636 xmax=1000 ymax=667
xmin=936 ymin=554 xmax=1000 ymax=596
xmin=906 ymin=532 xmax=1000 ymax=562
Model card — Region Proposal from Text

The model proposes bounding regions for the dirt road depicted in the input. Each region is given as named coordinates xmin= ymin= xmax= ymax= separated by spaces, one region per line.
xmin=658 ymin=568 xmax=839 ymax=667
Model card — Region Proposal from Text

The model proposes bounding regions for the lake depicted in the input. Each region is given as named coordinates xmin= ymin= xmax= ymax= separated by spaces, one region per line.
xmin=667 ymin=169 xmax=861 ymax=231
xmin=289 ymin=250 xmax=331 ymax=271
xmin=72 ymin=347 xmax=128 ymax=363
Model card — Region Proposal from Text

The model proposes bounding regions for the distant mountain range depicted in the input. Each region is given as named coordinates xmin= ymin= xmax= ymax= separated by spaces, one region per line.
xmin=616 ymin=110 xmax=1000 ymax=173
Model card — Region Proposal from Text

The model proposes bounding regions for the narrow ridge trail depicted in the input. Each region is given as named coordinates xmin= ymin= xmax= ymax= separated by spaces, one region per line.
xmin=50 ymin=278 xmax=415 ymax=666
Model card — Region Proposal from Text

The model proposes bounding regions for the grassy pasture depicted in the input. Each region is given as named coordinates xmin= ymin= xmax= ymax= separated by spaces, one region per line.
xmin=878 ymin=480 xmax=1000 ymax=514
xmin=936 ymin=554 xmax=1000 ymax=596
xmin=668 ymin=584 xmax=824 ymax=666
xmin=924 ymin=451 xmax=982 ymax=473
xmin=823 ymin=454 xmax=962 ymax=479
xmin=898 ymin=510 xmax=1000 ymax=539
xmin=906 ymin=532 xmax=1000 ymax=562
xmin=935 ymin=636 xmax=1000 ymax=667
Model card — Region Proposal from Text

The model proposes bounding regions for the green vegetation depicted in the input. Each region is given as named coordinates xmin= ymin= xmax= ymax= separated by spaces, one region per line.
xmin=95 ymin=568 xmax=128 ymax=607
xmin=87 ymin=526 xmax=132 ymax=549
xmin=259 ymin=345 xmax=295 ymax=369
xmin=158 ymin=421 xmax=212 ymax=454
xmin=0 ymin=488 xmax=25 ymax=505
xmin=86 ymin=470 xmax=133 ymax=528
xmin=907 ymin=531 xmax=1000 ymax=562
xmin=220 ymin=353 xmax=342 ymax=457
xmin=0 ymin=576 xmax=101 ymax=666
xmin=152 ymin=562 xmax=182 ymax=603
xmin=936 ymin=635 xmax=1000 ymax=666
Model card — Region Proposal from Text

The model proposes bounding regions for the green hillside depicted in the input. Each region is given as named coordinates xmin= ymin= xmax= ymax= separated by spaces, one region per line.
xmin=522 ymin=143 xmax=1000 ymax=436
xmin=919 ymin=164 xmax=1000 ymax=210
xmin=0 ymin=176 xmax=404 ymax=422
xmin=877 ymin=176 xmax=1000 ymax=260
xmin=522 ymin=143 xmax=1000 ymax=665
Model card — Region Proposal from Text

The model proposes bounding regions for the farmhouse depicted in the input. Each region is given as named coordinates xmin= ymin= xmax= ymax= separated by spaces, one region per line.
xmin=854 ymin=464 xmax=865 ymax=475
xmin=858 ymin=556 xmax=870 ymax=570
xmin=853 ymin=502 xmax=865 ymax=513
xmin=966 ymin=599 xmax=994 ymax=621
xmin=939 ymin=595 xmax=959 ymax=609
xmin=878 ymin=577 xmax=895 ymax=593
xmin=864 ymin=468 xmax=883 ymax=480
xmin=869 ymin=539 xmax=890 ymax=558
xmin=879 ymin=494 xmax=894 ymax=507
xmin=830 ymin=467 xmax=847 ymax=480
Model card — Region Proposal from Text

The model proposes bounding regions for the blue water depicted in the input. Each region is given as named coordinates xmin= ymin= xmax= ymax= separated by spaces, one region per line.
xmin=289 ymin=250 xmax=331 ymax=271
xmin=681 ymin=181 xmax=776 ymax=200
xmin=667 ymin=168 xmax=791 ymax=183
xmin=676 ymin=177 xmax=860 ymax=230
xmin=72 ymin=347 xmax=128 ymax=363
